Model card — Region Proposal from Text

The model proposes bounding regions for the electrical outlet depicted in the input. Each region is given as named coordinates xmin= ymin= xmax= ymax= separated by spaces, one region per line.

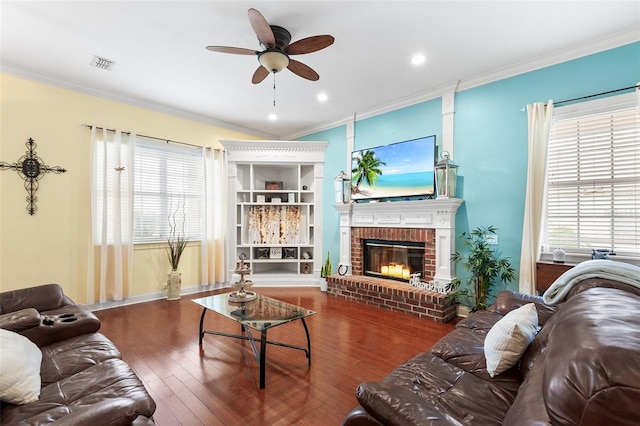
xmin=484 ymin=234 xmax=498 ymax=245
xmin=162 ymin=282 xmax=168 ymax=290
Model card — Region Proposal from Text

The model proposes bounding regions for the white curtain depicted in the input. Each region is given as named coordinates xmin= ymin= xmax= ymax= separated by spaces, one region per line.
xmin=519 ymin=101 xmax=554 ymax=294
xmin=87 ymin=126 xmax=135 ymax=303
xmin=201 ymin=148 xmax=226 ymax=284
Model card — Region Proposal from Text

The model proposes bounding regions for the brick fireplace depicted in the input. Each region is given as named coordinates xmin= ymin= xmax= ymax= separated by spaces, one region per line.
xmin=329 ymin=199 xmax=463 ymax=322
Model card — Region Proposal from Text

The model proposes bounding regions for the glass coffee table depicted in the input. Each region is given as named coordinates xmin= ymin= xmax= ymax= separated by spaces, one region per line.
xmin=192 ymin=292 xmax=315 ymax=389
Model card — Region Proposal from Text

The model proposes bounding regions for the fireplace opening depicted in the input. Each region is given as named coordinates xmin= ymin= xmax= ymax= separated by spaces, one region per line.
xmin=363 ymin=239 xmax=425 ymax=282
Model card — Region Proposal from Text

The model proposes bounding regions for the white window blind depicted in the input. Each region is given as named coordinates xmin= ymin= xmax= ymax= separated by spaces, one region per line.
xmin=133 ymin=137 xmax=203 ymax=243
xmin=544 ymin=91 xmax=639 ymax=257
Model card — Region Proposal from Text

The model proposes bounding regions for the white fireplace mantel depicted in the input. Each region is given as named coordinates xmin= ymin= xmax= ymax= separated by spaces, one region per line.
xmin=334 ymin=198 xmax=464 ymax=286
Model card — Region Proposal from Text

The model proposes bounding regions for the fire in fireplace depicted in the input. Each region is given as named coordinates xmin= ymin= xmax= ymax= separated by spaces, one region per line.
xmin=363 ymin=239 xmax=425 ymax=282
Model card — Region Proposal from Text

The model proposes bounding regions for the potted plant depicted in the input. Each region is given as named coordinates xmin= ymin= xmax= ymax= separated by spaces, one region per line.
xmin=166 ymin=204 xmax=188 ymax=300
xmin=446 ymin=226 xmax=515 ymax=312
xmin=320 ymin=251 xmax=332 ymax=291
xmin=166 ymin=234 xmax=187 ymax=301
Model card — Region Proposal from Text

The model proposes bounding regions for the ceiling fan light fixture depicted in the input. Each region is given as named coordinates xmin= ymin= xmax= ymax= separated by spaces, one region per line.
xmin=258 ymin=50 xmax=290 ymax=73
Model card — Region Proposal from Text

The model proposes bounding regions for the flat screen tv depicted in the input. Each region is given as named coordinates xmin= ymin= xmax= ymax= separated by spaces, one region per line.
xmin=351 ymin=135 xmax=436 ymax=201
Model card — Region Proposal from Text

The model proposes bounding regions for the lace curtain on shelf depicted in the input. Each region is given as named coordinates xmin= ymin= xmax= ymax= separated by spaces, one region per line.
xmin=247 ymin=206 xmax=302 ymax=244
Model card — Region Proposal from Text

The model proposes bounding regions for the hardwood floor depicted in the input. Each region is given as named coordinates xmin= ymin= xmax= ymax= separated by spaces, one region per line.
xmin=94 ymin=287 xmax=456 ymax=425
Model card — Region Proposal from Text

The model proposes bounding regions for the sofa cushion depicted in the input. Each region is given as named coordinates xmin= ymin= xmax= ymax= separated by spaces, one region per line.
xmin=40 ymin=332 xmax=121 ymax=386
xmin=455 ymin=309 xmax=501 ymax=331
xmin=484 ymin=303 xmax=538 ymax=377
xmin=0 ymin=329 xmax=42 ymax=405
xmin=357 ymin=352 xmax=518 ymax=426
xmin=1 ymin=358 xmax=156 ymax=425
xmin=430 ymin=324 xmax=522 ymax=395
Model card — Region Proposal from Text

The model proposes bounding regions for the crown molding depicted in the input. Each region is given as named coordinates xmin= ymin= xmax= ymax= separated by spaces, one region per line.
xmin=0 ymin=63 xmax=279 ymax=140
xmin=293 ymin=29 xmax=640 ymax=139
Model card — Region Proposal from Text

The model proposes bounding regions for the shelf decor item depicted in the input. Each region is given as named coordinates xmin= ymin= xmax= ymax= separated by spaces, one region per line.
xmin=269 ymin=247 xmax=282 ymax=259
xmin=265 ymin=181 xmax=283 ymax=190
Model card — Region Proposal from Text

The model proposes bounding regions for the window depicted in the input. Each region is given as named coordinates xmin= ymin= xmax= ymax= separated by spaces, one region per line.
xmin=133 ymin=137 xmax=203 ymax=243
xmin=543 ymin=91 xmax=639 ymax=258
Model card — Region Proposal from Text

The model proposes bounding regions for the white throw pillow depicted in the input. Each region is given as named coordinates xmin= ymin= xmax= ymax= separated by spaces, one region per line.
xmin=0 ymin=328 xmax=42 ymax=404
xmin=484 ymin=303 xmax=538 ymax=377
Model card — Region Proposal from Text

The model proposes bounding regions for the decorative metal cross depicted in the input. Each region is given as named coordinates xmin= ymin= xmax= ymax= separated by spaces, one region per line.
xmin=0 ymin=138 xmax=67 ymax=215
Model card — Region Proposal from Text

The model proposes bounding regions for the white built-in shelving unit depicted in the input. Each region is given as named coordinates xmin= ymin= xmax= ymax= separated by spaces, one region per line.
xmin=221 ymin=140 xmax=328 ymax=287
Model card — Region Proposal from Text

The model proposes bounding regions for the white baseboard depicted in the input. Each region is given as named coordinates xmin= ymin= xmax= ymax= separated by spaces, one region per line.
xmin=88 ymin=281 xmax=323 ymax=311
xmin=88 ymin=282 xmax=226 ymax=311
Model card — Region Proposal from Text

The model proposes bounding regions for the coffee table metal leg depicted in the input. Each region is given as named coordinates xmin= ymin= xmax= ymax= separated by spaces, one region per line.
xmin=198 ymin=307 xmax=207 ymax=345
xmin=301 ymin=317 xmax=311 ymax=366
xmin=260 ymin=331 xmax=267 ymax=389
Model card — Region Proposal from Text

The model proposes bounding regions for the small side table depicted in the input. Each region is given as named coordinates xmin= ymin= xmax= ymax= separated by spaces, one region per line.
xmin=536 ymin=261 xmax=574 ymax=293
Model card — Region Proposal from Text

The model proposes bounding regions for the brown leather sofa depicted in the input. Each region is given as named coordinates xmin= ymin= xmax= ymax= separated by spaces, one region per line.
xmin=343 ymin=277 xmax=640 ymax=426
xmin=0 ymin=283 xmax=156 ymax=425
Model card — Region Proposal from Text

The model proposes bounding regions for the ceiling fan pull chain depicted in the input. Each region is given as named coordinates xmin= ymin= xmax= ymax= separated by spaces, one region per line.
xmin=273 ymin=72 xmax=276 ymax=107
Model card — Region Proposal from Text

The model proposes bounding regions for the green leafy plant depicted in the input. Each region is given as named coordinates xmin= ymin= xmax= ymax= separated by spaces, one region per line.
xmin=320 ymin=251 xmax=332 ymax=278
xmin=446 ymin=226 xmax=515 ymax=311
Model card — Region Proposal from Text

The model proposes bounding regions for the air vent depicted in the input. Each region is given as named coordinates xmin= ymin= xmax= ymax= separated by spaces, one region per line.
xmin=90 ymin=55 xmax=115 ymax=71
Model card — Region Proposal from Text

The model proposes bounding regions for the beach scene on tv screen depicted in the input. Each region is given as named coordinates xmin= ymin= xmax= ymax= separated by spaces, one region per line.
xmin=351 ymin=137 xmax=435 ymax=200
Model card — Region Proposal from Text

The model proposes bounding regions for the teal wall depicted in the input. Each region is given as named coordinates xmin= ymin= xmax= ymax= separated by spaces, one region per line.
xmin=301 ymin=42 xmax=640 ymax=293
xmin=355 ymin=99 xmax=443 ymax=151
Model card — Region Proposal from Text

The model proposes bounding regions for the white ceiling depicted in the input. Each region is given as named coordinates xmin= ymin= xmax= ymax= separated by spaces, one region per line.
xmin=2 ymin=1 xmax=639 ymax=139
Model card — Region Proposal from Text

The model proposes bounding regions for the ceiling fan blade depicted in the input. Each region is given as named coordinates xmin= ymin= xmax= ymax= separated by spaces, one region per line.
xmin=287 ymin=59 xmax=320 ymax=81
xmin=252 ymin=66 xmax=270 ymax=84
xmin=287 ymin=35 xmax=335 ymax=55
xmin=248 ymin=8 xmax=275 ymax=48
xmin=206 ymin=46 xmax=257 ymax=55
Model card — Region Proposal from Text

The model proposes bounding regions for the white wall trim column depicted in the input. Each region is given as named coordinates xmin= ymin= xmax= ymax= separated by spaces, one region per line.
xmin=441 ymin=85 xmax=458 ymax=158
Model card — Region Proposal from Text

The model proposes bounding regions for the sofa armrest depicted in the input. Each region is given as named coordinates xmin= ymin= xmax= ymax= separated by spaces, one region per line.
xmin=20 ymin=305 xmax=101 ymax=347
xmin=0 ymin=308 xmax=41 ymax=332
xmin=50 ymin=398 xmax=145 ymax=426
xmin=491 ymin=290 xmax=556 ymax=325
xmin=0 ymin=283 xmax=72 ymax=314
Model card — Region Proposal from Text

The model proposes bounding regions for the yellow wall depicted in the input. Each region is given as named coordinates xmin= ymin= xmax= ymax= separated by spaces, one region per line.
xmin=0 ymin=74 xmax=260 ymax=303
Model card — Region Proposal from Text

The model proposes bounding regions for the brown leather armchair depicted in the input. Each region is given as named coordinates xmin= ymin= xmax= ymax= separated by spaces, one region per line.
xmin=0 ymin=283 xmax=156 ymax=425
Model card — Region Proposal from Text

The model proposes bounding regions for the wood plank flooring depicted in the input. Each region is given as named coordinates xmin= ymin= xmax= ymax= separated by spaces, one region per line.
xmin=94 ymin=287 xmax=456 ymax=426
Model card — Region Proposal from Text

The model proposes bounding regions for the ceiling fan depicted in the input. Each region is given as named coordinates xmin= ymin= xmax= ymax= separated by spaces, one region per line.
xmin=206 ymin=8 xmax=335 ymax=84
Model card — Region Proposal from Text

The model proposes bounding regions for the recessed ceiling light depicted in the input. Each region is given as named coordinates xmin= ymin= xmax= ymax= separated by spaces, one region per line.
xmin=317 ymin=92 xmax=328 ymax=102
xmin=411 ymin=53 xmax=426 ymax=66
xmin=268 ymin=113 xmax=277 ymax=121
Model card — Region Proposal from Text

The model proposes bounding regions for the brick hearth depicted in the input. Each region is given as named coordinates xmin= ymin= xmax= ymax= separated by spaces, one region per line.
xmin=326 ymin=275 xmax=457 ymax=323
